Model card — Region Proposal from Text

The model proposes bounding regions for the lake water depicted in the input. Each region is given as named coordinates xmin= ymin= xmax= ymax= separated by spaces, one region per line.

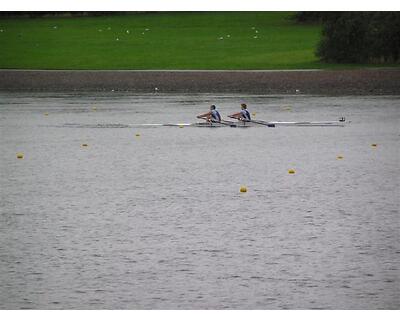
xmin=0 ymin=92 xmax=399 ymax=309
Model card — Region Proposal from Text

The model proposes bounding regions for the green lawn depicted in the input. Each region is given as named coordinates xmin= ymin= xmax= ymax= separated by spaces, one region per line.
xmin=0 ymin=12 xmax=394 ymax=70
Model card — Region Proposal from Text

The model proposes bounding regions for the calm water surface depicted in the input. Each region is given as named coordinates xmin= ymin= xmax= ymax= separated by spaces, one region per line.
xmin=0 ymin=93 xmax=399 ymax=309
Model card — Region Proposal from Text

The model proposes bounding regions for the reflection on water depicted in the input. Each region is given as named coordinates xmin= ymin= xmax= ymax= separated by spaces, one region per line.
xmin=0 ymin=93 xmax=399 ymax=309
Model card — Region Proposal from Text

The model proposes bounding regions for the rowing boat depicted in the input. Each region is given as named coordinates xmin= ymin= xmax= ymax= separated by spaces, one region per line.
xmin=130 ymin=120 xmax=346 ymax=127
xmin=62 ymin=118 xmax=346 ymax=129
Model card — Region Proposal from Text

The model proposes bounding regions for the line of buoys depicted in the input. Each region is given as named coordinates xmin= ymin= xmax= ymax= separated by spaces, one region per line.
xmin=16 ymin=153 xmax=24 ymax=159
xmin=233 ymin=142 xmax=381 ymax=193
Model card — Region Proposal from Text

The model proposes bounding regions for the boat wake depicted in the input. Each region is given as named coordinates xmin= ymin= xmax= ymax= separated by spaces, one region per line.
xmin=62 ymin=123 xmax=133 ymax=128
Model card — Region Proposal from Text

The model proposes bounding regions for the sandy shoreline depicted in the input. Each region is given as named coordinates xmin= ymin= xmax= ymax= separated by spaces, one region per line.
xmin=0 ymin=69 xmax=399 ymax=95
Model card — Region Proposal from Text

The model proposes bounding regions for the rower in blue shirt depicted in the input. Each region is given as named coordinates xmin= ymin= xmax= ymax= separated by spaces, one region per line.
xmin=229 ymin=103 xmax=251 ymax=121
xmin=197 ymin=105 xmax=222 ymax=122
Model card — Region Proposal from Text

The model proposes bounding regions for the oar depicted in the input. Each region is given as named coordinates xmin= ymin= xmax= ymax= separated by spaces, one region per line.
xmin=198 ymin=116 xmax=237 ymax=127
xmin=228 ymin=116 xmax=275 ymax=127
xmin=217 ymin=120 xmax=238 ymax=127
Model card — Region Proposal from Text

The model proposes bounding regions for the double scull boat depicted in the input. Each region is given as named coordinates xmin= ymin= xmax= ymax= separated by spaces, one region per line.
xmin=131 ymin=117 xmax=347 ymax=128
xmin=62 ymin=118 xmax=346 ymax=129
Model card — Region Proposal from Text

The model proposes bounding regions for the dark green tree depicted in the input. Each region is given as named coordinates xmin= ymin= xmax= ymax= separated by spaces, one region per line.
xmin=367 ymin=12 xmax=400 ymax=63
xmin=315 ymin=12 xmax=400 ymax=63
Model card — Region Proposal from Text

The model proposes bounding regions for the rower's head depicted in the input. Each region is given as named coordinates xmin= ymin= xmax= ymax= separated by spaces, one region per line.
xmin=241 ymin=103 xmax=247 ymax=109
xmin=210 ymin=105 xmax=216 ymax=110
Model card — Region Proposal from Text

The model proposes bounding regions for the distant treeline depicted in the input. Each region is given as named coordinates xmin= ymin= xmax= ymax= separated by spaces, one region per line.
xmin=294 ymin=12 xmax=400 ymax=64
xmin=291 ymin=12 xmax=325 ymax=23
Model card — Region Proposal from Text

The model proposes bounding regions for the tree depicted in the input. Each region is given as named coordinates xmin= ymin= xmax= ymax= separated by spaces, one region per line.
xmin=314 ymin=12 xmax=400 ymax=63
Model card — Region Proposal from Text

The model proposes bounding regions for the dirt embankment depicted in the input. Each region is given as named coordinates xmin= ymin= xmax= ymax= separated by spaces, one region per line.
xmin=0 ymin=69 xmax=399 ymax=95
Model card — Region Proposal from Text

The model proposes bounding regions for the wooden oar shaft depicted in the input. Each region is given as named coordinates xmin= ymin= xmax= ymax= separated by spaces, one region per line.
xmin=213 ymin=120 xmax=237 ymax=127
xmin=228 ymin=116 xmax=275 ymax=127
xmin=198 ymin=116 xmax=237 ymax=127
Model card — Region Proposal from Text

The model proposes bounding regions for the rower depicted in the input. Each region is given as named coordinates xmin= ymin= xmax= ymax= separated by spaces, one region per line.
xmin=197 ymin=105 xmax=222 ymax=122
xmin=229 ymin=103 xmax=251 ymax=121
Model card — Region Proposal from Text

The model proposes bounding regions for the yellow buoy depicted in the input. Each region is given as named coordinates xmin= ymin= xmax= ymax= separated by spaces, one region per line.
xmin=135 ymin=133 xmax=141 ymax=137
xmin=371 ymin=143 xmax=377 ymax=147
xmin=44 ymin=112 xmax=49 ymax=116
xmin=81 ymin=143 xmax=88 ymax=147
xmin=92 ymin=107 xmax=97 ymax=111
xmin=179 ymin=124 xmax=184 ymax=128
xmin=240 ymin=186 xmax=247 ymax=193
xmin=337 ymin=155 xmax=344 ymax=160
xmin=16 ymin=153 xmax=24 ymax=159
xmin=288 ymin=169 xmax=295 ymax=174
xmin=251 ymin=112 xmax=256 ymax=117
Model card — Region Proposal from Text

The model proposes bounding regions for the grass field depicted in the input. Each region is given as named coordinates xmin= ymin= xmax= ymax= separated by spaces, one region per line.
xmin=0 ymin=12 xmax=394 ymax=70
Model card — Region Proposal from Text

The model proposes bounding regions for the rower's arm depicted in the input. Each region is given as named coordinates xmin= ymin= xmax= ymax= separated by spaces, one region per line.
xmin=228 ymin=112 xmax=242 ymax=119
xmin=197 ymin=112 xmax=211 ymax=119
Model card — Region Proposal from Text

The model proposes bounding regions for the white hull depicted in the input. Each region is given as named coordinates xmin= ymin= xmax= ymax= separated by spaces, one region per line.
xmin=268 ymin=121 xmax=345 ymax=127
xmin=63 ymin=119 xmax=346 ymax=129
xmin=159 ymin=120 xmax=346 ymax=127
